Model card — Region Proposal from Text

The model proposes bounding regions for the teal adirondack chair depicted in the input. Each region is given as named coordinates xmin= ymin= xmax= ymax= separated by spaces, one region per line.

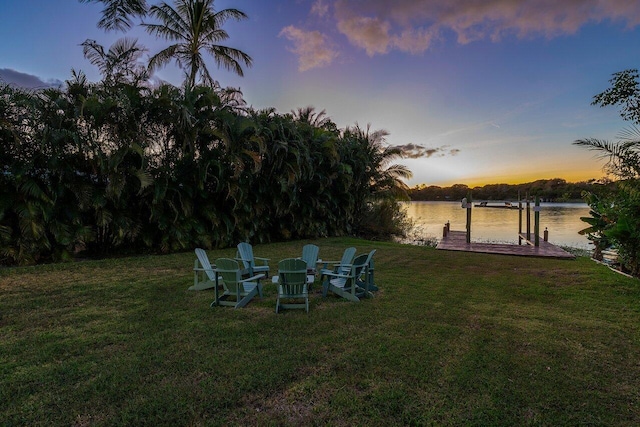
xmin=212 ymin=258 xmax=264 ymax=309
xmin=355 ymin=250 xmax=377 ymax=296
xmin=276 ymin=258 xmax=309 ymax=313
xmin=322 ymin=252 xmax=371 ymax=302
xmin=190 ymin=248 xmax=218 ymax=291
xmin=320 ymin=246 xmax=356 ymax=278
xmin=365 ymin=251 xmax=378 ymax=292
xmin=301 ymin=244 xmax=320 ymax=276
xmin=236 ymin=242 xmax=270 ymax=278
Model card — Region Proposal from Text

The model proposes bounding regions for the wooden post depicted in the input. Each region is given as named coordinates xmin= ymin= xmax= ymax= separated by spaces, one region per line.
xmin=466 ymin=192 xmax=472 ymax=244
xmin=518 ymin=191 xmax=523 ymax=245
xmin=534 ymin=196 xmax=540 ymax=247
xmin=544 ymin=227 xmax=548 ymax=242
xmin=526 ymin=196 xmax=531 ymax=241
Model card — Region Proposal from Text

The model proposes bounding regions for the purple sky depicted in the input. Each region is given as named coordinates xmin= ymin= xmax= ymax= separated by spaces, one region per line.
xmin=2 ymin=0 xmax=640 ymax=186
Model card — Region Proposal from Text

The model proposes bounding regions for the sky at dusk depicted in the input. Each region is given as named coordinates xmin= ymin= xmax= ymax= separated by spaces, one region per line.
xmin=2 ymin=0 xmax=640 ymax=187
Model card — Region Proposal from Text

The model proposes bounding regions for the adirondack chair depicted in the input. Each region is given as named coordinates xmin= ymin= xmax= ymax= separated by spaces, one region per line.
xmin=366 ymin=252 xmax=378 ymax=292
xmin=322 ymin=253 xmax=372 ymax=302
xmin=190 ymin=248 xmax=218 ymax=291
xmin=276 ymin=258 xmax=309 ymax=313
xmin=301 ymin=244 xmax=320 ymax=276
xmin=212 ymin=258 xmax=264 ymax=309
xmin=236 ymin=242 xmax=270 ymax=278
xmin=320 ymin=246 xmax=356 ymax=278
xmin=355 ymin=250 xmax=377 ymax=295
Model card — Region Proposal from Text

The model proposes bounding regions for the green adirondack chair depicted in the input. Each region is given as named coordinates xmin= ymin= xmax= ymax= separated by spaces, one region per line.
xmin=190 ymin=248 xmax=218 ymax=291
xmin=301 ymin=244 xmax=320 ymax=276
xmin=319 ymin=246 xmax=356 ymax=278
xmin=236 ymin=242 xmax=270 ymax=278
xmin=212 ymin=258 xmax=264 ymax=309
xmin=322 ymin=252 xmax=371 ymax=302
xmin=276 ymin=258 xmax=309 ymax=313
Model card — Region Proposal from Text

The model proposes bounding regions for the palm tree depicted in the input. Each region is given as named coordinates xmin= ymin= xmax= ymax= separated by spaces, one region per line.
xmin=79 ymin=0 xmax=148 ymax=31
xmin=81 ymin=38 xmax=149 ymax=85
xmin=344 ymin=124 xmax=413 ymax=200
xmin=340 ymin=124 xmax=413 ymax=238
xmin=575 ymin=129 xmax=640 ymax=180
xmin=143 ymin=0 xmax=253 ymax=88
xmin=292 ymin=106 xmax=334 ymax=130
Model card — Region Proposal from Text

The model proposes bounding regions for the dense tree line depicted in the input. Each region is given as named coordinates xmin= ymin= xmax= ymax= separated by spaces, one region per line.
xmin=0 ymin=79 xmax=410 ymax=265
xmin=408 ymin=178 xmax=612 ymax=202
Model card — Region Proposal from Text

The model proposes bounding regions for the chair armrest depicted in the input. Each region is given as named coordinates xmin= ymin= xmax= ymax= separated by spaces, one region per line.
xmin=333 ymin=263 xmax=352 ymax=268
xmin=240 ymin=274 xmax=265 ymax=283
xmin=322 ymin=271 xmax=352 ymax=279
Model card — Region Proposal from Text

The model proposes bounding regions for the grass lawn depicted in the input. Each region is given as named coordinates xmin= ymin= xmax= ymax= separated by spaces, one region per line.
xmin=1 ymin=237 xmax=639 ymax=426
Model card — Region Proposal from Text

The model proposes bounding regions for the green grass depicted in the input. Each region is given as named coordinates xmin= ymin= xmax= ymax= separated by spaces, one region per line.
xmin=1 ymin=237 xmax=639 ymax=426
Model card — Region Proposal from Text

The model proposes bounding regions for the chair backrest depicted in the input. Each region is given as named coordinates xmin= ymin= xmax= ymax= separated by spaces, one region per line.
xmin=365 ymin=250 xmax=377 ymax=287
xmin=354 ymin=250 xmax=376 ymax=281
xmin=301 ymin=244 xmax=319 ymax=269
xmin=278 ymin=258 xmax=308 ymax=294
xmin=352 ymin=253 xmax=370 ymax=279
xmin=364 ymin=249 xmax=376 ymax=267
xmin=215 ymin=258 xmax=242 ymax=293
xmin=236 ymin=242 xmax=254 ymax=269
xmin=337 ymin=247 xmax=356 ymax=274
xmin=195 ymin=248 xmax=215 ymax=281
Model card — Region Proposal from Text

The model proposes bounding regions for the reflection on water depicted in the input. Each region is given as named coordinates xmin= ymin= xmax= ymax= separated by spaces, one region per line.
xmin=404 ymin=201 xmax=591 ymax=249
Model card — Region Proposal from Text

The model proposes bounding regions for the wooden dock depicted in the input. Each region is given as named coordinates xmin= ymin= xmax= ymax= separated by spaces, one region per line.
xmin=436 ymin=231 xmax=575 ymax=259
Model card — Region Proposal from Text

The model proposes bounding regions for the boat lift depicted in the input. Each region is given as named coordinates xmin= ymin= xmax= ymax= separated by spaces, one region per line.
xmin=456 ymin=193 xmax=548 ymax=246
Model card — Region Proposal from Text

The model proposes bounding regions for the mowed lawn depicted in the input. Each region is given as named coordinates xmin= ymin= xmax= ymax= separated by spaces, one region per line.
xmin=1 ymin=237 xmax=639 ymax=426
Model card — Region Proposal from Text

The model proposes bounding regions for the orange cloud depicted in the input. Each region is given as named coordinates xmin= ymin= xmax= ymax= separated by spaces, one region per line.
xmin=279 ymin=26 xmax=339 ymax=71
xmin=333 ymin=0 xmax=640 ymax=54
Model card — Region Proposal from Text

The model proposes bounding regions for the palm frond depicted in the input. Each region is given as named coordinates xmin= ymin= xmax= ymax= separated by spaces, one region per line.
xmin=81 ymin=0 xmax=148 ymax=31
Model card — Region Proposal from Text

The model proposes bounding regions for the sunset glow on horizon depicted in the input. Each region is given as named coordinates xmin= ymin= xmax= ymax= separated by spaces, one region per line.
xmin=2 ymin=0 xmax=639 ymax=188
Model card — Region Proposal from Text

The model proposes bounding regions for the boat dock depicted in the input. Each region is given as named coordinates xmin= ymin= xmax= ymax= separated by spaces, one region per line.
xmin=437 ymin=231 xmax=575 ymax=259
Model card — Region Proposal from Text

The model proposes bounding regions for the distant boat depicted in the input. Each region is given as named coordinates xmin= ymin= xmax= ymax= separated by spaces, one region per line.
xmin=474 ymin=201 xmax=523 ymax=210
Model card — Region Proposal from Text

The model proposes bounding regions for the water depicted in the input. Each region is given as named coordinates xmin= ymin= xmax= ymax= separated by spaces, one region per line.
xmin=404 ymin=201 xmax=592 ymax=249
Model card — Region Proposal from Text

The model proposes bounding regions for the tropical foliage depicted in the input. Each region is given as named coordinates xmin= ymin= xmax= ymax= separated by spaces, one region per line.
xmin=0 ymin=79 xmax=411 ymax=265
xmin=79 ymin=0 xmax=148 ymax=31
xmin=575 ymin=68 xmax=640 ymax=276
xmin=0 ymin=0 xmax=411 ymax=265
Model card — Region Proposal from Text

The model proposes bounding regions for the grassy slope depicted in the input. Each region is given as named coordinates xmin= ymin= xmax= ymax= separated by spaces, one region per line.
xmin=1 ymin=238 xmax=639 ymax=426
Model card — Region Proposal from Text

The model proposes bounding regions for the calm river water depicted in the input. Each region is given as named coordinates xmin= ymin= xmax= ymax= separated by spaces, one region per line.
xmin=404 ymin=201 xmax=591 ymax=249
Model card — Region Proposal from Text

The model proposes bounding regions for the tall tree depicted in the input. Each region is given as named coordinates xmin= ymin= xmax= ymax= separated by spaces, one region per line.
xmin=143 ymin=0 xmax=253 ymax=88
xmin=340 ymin=124 xmax=413 ymax=238
xmin=343 ymin=124 xmax=412 ymax=200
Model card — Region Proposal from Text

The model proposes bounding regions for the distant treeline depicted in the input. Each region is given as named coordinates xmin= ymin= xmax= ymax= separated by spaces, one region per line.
xmin=408 ymin=178 xmax=614 ymax=202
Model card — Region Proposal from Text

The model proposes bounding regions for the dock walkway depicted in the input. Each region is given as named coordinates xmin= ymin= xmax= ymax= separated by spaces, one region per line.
xmin=436 ymin=231 xmax=575 ymax=259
